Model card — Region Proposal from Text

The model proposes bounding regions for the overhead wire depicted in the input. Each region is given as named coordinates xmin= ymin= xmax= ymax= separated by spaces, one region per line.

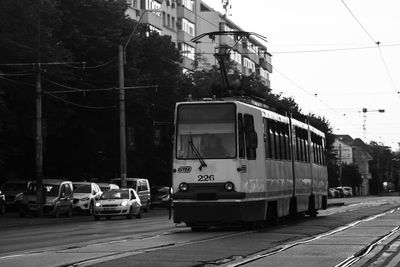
xmin=340 ymin=0 xmax=399 ymax=98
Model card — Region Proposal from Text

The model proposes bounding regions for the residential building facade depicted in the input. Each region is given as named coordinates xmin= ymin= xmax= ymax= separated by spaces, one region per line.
xmin=332 ymin=135 xmax=372 ymax=196
xmin=125 ymin=0 xmax=272 ymax=88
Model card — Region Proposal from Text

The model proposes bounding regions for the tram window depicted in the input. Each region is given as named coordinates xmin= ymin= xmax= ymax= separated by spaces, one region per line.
xmin=238 ymin=114 xmax=245 ymax=158
xmin=263 ymin=118 xmax=270 ymax=159
xmin=244 ymin=114 xmax=256 ymax=160
xmin=269 ymin=127 xmax=275 ymax=159
xmin=280 ymin=131 xmax=286 ymax=160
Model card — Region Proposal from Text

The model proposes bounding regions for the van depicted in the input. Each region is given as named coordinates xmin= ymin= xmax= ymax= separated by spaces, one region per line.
xmin=19 ymin=179 xmax=74 ymax=217
xmin=110 ymin=178 xmax=151 ymax=212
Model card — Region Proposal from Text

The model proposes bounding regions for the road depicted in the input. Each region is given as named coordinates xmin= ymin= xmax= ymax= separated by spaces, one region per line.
xmin=0 ymin=196 xmax=400 ymax=267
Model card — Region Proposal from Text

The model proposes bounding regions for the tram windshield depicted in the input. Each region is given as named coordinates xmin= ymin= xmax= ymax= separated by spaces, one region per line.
xmin=176 ymin=103 xmax=236 ymax=159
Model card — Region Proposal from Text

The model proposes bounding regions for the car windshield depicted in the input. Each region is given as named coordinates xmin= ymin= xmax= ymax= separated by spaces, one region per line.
xmin=26 ymin=183 xmax=60 ymax=197
xmin=100 ymin=190 xmax=129 ymax=200
xmin=73 ymin=184 xmax=91 ymax=193
xmin=1 ymin=182 xmax=26 ymax=191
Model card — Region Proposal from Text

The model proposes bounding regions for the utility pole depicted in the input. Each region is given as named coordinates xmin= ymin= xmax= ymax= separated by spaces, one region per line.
xmin=35 ymin=63 xmax=44 ymax=216
xmin=119 ymin=44 xmax=127 ymax=188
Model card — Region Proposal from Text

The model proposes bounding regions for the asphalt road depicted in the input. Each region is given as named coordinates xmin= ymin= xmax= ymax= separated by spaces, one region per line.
xmin=1 ymin=196 xmax=400 ymax=267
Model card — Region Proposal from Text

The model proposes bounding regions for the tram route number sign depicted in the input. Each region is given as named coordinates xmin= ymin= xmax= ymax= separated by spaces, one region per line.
xmin=198 ymin=175 xmax=215 ymax=182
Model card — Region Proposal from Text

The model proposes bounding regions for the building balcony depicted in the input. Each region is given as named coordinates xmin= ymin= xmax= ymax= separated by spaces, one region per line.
xmin=141 ymin=11 xmax=163 ymax=29
xmin=177 ymin=5 xmax=195 ymax=22
xmin=177 ymin=30 xmax=194 ymax=43
xmin=242 ymin=48 xmax=259 ymax=64
xmin=259 ymin=58 xmax=273 ymax=73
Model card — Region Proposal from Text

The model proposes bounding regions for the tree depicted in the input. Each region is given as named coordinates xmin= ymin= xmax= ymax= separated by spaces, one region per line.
xmin=341 ymin=163 xmax=363 ymax=192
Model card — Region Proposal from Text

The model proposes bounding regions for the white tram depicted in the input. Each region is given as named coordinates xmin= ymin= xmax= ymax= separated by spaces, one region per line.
xmin=172 ymin=99 xmax=328 ymax=228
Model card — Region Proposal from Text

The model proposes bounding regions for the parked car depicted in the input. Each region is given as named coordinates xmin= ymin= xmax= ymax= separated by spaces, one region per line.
xmin=94 ymin=188 xmax=142 ymax=220
xmin=335 ymin=186 xmax=353 ymax=198
xmin=72 ymin=182 xmax=102 ymax=215
xmin=150 ymin=186 xmax=171 ymax=208
xmin=110 ymin=178 xmax=151 ymax=212
xmin=0 ymin=180 xmax=29 ymax=211
xmin=19 ymin=179 xmax=73 ymax=217
xmin=0 ymin=189 xmax=5 ymax=215
xmin=97 ymin=183 xmax=119 ymax=192
xmin=342 ymin=186 xmax=353 ymax=197
xmin=328 ymin=188 xmax=339 ymax=198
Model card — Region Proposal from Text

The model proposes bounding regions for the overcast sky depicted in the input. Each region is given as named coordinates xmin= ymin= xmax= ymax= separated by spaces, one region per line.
xmin=202 ymin=0 xmax=400 ymax=150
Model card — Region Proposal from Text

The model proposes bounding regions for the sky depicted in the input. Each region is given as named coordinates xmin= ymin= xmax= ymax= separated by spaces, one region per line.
xmin=202 ymin=0 xmax=400 ymax=150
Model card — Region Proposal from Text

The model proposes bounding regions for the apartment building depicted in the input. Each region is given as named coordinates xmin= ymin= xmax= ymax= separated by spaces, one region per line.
xmin=125 ymin=0 xmax=272 ymax=88
xmin=333 ymin=135 xmax=373 ymax=195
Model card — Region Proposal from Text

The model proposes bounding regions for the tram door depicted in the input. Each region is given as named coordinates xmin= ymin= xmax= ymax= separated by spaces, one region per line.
xmin=238 ymin=113 xmax=259 ymax=193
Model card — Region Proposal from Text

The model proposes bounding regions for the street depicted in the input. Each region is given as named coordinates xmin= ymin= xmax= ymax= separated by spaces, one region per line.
xmin=1 ymin=196 xmax=400 ymax=267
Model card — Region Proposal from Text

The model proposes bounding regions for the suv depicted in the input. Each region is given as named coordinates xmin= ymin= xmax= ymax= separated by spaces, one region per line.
xmin=0 ymin=180 xmax=29 ymax=211
xmin=110 ymin=178 xmax=151 ymax=212
xmin=72 ymin=182 xmax=102 ymax=215
xmin=19 ymin=179 xmax=74 ymax=217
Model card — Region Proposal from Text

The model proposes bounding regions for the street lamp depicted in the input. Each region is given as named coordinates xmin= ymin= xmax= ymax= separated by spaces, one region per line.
xmin=118 ymin=9 xmax=161 ymax=188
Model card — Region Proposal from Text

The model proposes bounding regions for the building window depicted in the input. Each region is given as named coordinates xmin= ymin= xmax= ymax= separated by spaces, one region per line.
xmin=230 ymin=50 xmax=242 ymax=65
xmin=171 ymin=17 xmax=175 ymax=30
xmin=145 ymin=0 xmax=161 ymax=15
xmin=182 ymin=0 xmax=194 ymax=11
xmin=243 ymin=57 xmax=255 ymax=73
xmin=178 ymin=43 xmax=195 ymax=60
xmin=180 ymin=18 xmax=195 ymax=36
xmin=259 ymin=67 xmax=269 ymax=80
xmin=147 ymin=25 xmax=162 ymax=36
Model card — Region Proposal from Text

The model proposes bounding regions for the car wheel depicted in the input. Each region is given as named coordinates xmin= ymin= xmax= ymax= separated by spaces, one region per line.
xmin=0 ymin=202 xmax=5 ymax=215
xmin=66 ymin=206 xmax=72 ymax=217
xmin=54 ymin=207 xmax=60 ymax=218
xmin=136 ymin=208 xmax=142 ymax=219
xmin=127 ymin=207 xmax=133 ymax=219
xmin=89 ymin=202 xmax=94 ymax=215
xmin=94 ymin=216 xmax=100 ymax=221
xmin=144 ymin=201 xmax=150 ymax=212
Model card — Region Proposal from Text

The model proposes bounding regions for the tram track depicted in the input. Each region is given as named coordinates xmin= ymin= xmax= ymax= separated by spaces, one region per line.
xmin=222 ymin=207 xmax=400 ymax=267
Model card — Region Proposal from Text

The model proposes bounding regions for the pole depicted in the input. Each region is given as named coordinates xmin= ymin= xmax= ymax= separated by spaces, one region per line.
xmin=35 ymin=64 xmax=44 ymax=216
xmin=119 ymin=45 xmax=127 ymax=188
xmin=338 ymin=144 xmax=342 ymax=186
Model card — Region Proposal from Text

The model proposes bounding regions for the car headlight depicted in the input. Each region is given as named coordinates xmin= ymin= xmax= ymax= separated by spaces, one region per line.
xmin=224 ymin=182 xmax=234 ymax=192
xmin=95 ymin=202 xmax=101 ymax=207
xmin=121 ymin=201 xmax=128 ymax=206
xmin=80 ymin=197 xmax=90 ymax=201
xmin=179 ymin=182 xmax=189 ymax=192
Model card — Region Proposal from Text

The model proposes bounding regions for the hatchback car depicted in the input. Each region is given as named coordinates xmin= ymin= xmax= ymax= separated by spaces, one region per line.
xmin=110 ymin=178 xmax=151 ymax=212
xmin=72 ymin=182 xmax=102 ymax=215
xmin=19 ymin=179 xmax=73 ymax=217
xmin=94 ymin=188 xmax=142 ymax=220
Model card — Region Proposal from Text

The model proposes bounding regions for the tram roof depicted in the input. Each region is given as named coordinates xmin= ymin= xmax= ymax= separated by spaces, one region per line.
xmin=176 ymin=99 xmax=325 ymax=137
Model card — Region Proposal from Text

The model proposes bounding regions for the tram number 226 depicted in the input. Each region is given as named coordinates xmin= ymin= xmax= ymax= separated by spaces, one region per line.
xmin=198 ymin=175 xmax=215 ymax=182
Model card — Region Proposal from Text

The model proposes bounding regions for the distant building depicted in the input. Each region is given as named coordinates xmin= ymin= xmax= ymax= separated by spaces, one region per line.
xmin=125 ymin=0 xmax=272 ymax=88
xmin=332 ymin=135 xmax=372 ymax=195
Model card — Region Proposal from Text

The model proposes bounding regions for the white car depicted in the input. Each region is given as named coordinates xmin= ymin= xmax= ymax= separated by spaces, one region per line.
xmin=72 ymin=182 xmax=102 ymax=215
xmin=94 ymin=189 xmax=142 ymax=220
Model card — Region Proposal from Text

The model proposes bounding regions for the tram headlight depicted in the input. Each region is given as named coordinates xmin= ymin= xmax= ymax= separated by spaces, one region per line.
xmin=179 ymin=182 xmax=189 ymax=192
xmin=224 ymin=182 xmax=234 ymax=192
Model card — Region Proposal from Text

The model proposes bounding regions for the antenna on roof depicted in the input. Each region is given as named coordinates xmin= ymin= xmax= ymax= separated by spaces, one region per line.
xmin=221 ymin=0 xmax=232 ymax=17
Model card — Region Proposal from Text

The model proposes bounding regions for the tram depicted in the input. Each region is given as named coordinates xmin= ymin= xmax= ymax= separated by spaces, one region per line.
xmin=171 ymin=98 xmax=328 ymax=228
